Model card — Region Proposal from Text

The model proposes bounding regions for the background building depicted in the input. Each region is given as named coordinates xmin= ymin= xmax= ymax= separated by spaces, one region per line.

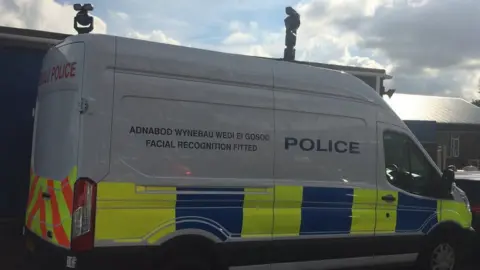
xmin=291 ymin=60 xmax=392 ymax=94
xmin=270 ymin=58 xmax=392 ymax=94
xmin=386 ymin=93 xmax=480 ymax=170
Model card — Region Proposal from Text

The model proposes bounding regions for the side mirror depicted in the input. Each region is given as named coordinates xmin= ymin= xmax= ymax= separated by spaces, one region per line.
xmin=442 ymin=167 xmax=455 ymax=185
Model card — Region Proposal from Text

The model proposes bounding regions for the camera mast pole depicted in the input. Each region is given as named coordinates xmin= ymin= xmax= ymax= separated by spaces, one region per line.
xmin=283 ymin=6 xmax=300 ymax=62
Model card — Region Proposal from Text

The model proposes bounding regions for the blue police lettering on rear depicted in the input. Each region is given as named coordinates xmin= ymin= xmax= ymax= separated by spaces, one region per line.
xmin=284 ymin=137 xmax=360 ymax=154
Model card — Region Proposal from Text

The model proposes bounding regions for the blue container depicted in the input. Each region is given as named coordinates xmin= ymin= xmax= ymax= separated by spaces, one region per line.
xmin=0 ymin=46 xmax=46 ymax=219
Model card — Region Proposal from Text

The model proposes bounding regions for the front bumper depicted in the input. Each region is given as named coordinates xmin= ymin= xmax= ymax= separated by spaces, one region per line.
xmin=460 ymin=227 xmax=477 ymax=259
xmin=24 ymin=229 xmax=153 ymax=270
xmin=463 ymin=226 xmax=476 ymax=240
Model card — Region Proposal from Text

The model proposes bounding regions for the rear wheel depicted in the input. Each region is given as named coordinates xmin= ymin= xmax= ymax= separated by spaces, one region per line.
xmin=153 ymin=236 xmax=223 ymax=270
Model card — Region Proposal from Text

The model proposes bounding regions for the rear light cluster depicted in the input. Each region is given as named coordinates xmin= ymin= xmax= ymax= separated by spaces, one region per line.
xmin=71 ymin=178 xmax=97 ymax=252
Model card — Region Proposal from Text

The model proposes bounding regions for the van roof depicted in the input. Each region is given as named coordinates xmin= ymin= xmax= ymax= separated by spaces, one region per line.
xmin=62 ymin=34 xmax=388 ymax=106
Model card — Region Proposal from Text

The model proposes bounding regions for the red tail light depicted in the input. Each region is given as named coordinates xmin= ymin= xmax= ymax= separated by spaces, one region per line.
xmin=71 ymin=178 xmax=97 ymax=252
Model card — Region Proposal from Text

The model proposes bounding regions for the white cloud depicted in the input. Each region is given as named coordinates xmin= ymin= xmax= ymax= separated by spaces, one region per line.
xmin=0 ymin=0 xmax=180 ymax=47
xmin=126 ymin=30 xmax=181 ymax=45
xmin=0 ymin=0 xmax=107 ymax=34
xmin=329 ymin=47 xmax=389 ymax=70
xmin=458 ymin=70 xmax=480 ymax=101
xmin=228 ymin=21 xmax=244 ymax=32
xmin=217 ymin=44 xmax=272 ymax=57
xmin=247 ymin=45 xmax=272 ymax=57
xmin=211 ymin=20 xmax=279 ymax=57
xmin=109 ymin=11 xmax=129 ymax=21
xmin=249 ymin=21 xmax=259 ymax=30
xmin=1 ymin=0 xmax=479 ymax=100
xmin=222 ymin=32 xmax=256 ymax=45
xmin=212 ymin=1 xmax=384 ymax=67
xmin=217 ymin=0 xmax=479 ymax=99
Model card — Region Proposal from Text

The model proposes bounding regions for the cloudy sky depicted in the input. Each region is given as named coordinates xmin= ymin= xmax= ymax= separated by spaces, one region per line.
xmin=1 ymin=0 xmax=480 ymax=100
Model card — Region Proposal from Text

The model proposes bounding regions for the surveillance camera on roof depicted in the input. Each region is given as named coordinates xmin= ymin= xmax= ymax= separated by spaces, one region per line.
xmin=83 ymin=3 xmax=94 ymax=11
xmin=74 ymin=3 xmax=94 ymax=11
xmin=73 ymin=3 xmax=95 ymax=34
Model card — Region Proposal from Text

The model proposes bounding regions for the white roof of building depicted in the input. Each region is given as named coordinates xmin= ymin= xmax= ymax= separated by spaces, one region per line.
xmin=385 ymin=93 xmax=480 ymax=125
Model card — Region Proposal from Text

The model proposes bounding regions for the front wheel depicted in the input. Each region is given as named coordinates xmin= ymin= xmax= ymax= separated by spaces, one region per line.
xmin=417 ymin=234 xmax=465 ymax=270
xmin=429 ymin=242 xmax=456 ymax=270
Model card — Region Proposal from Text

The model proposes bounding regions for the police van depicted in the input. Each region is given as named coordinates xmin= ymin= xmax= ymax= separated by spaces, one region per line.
xmin=24 ymin=33 xmax=474 ymax=270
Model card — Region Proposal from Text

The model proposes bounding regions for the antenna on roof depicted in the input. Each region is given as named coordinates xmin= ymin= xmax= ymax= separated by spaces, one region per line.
xmin=73 ymin=3 xmax=94 ymax=34
xmin=283 ymin=6 xmax=301 ymax=61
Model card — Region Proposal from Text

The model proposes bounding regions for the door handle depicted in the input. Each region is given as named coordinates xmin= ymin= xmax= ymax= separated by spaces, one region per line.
xmin=381 ymin=194 xmax=396 ymax=202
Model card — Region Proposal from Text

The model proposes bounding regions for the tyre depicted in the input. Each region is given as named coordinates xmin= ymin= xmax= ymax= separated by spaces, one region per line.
xmin=416 ymin=233 xmax=465 ymax=270
xmin=153 ymin=235 xmax=226 ymax=270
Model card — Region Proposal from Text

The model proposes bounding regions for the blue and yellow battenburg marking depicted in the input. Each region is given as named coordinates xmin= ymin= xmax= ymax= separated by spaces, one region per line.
xmin=274 ymin=186 xmax=377 ymax=236
xmin=94 ymin=182 xmax=470 ymax=245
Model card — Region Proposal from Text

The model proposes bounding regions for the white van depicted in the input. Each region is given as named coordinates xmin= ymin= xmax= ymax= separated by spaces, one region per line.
xmin=24 ymin=34 xmax=473 ymax=270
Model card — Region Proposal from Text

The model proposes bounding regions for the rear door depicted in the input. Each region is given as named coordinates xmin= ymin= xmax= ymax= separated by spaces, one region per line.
xmin=25 ymin=42 xmax=85 ymax=249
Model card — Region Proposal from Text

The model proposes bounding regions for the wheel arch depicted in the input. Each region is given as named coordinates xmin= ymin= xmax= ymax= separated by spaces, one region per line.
xmin=426 ymin=220 xmax=466 ymax=237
